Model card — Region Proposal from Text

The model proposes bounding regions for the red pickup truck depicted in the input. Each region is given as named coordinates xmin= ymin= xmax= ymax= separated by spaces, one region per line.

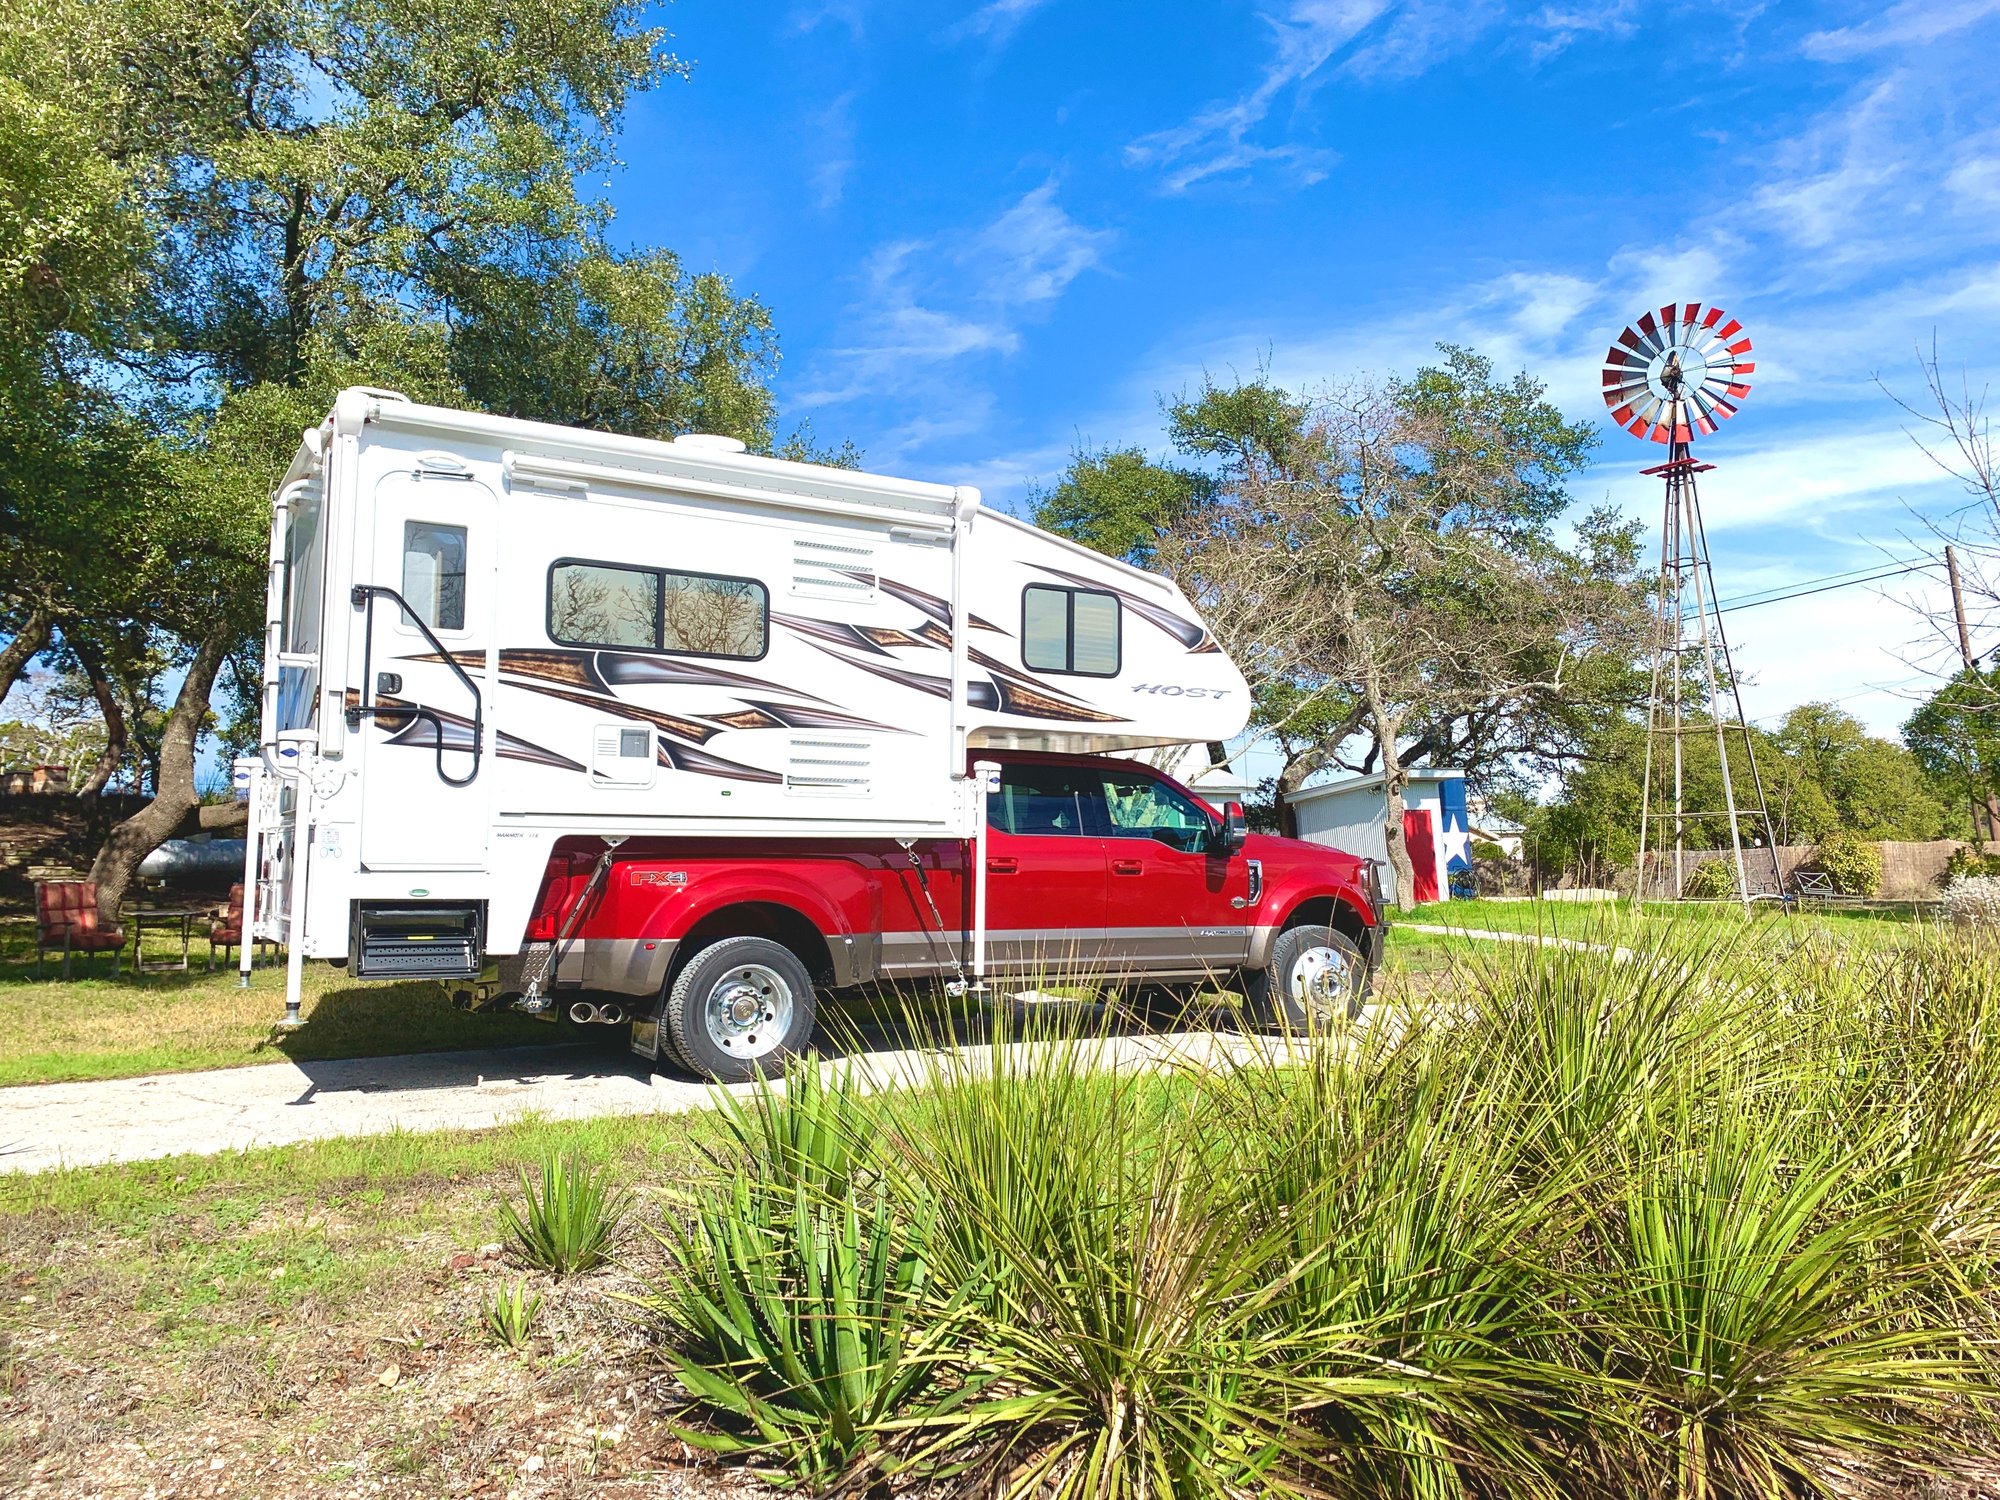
xmin=518 ymin=750 xmax=1384 ymax=1080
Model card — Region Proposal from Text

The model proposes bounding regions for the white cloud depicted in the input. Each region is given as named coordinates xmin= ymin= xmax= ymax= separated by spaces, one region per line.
xmin=949 ymin=0 xmax=1051 ymax=47
xmin=1801 ymin=0 xmax=2000 ymax=60
xmin=798 ymin=182 xmax=1112 ymax=454
xmin=1123 ymin=1 xmax=1382 ymax=192
xmin=806 ymin=91 xmax=858 ymax=212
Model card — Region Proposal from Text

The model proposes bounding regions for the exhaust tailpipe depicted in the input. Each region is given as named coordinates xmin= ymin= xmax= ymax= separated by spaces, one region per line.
xmin=566 ymin=1000 xmax=627 ymax=1026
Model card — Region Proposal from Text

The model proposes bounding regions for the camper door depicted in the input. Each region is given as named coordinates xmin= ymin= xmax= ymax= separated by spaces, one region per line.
xmin=357 ymin=467 xmax=496 ymax=870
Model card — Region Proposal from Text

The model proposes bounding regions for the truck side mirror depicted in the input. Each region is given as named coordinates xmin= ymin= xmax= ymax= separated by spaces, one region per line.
xmin=1219 ymin=801 xmax=1248 ymax=856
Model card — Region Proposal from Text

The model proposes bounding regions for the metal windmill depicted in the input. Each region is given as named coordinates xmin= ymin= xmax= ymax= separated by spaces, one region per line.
xmin=1601 ymin=303 xmax=1783 ymax=907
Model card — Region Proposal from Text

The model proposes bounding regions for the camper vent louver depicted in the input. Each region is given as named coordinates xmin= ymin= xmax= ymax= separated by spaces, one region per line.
xmin=785 ymin=735 xmax=872 ymax=797
xmin=791 ymin=537 xmax=877 ymax=602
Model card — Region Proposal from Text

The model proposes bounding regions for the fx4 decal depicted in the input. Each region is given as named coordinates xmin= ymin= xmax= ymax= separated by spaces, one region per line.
xmin=630 ymin=870 xmax=689 ymax=887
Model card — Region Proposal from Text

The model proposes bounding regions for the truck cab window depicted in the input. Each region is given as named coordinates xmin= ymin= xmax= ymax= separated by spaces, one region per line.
xmin=402 ymin=522 xmax=467 ymax=631
xmin=1022 ymin=585 xmax=1120 ymax=675
xmin=988 ymin=763 xmax=1104 ymax=837
xmin=1098 ymin=771 xmax=1213 ymax=854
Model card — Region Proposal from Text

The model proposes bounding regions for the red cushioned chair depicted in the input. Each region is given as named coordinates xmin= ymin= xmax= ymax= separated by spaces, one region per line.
xmin=36 ymin=881 xmax=127 ymax=980
xmin=209 ymin=883 xmax=246 ymax=970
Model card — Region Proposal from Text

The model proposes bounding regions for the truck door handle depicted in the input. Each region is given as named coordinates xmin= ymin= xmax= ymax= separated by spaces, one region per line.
xmin=1111 ymin=859 xmax=1143 ymax=876
xmin=987 ymin=856 xmax=1018 ymax=874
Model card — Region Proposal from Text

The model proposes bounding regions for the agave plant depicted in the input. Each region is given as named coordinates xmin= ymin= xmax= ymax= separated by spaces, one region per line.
xmin=481 ymin=1280 xmax=543 ymax=1350
xmin=500 ymin=1149 xmax=631 ymax=1277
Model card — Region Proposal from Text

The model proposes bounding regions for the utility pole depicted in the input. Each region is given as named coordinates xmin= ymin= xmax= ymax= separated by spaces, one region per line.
xmin=1945 ymin=545 xmax=2000 ymax=842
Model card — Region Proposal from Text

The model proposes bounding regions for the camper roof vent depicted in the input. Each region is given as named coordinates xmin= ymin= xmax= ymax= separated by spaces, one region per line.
xmin=673 ymin=433 xmax=748 ymax=454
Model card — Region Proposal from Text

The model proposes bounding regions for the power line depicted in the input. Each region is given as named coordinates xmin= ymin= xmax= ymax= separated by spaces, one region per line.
xmin=1685 ymin=558 xmax=1939 ymax=619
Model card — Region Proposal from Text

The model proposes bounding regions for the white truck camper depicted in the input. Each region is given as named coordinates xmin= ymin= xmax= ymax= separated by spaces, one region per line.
xmin=241 ymin=390 xmax=1284 ymax=1072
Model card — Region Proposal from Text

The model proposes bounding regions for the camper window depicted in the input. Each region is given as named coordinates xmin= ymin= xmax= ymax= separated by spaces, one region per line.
xmin=1021 ymin=585 xmax=1120 ymax=676
xmin=548 ymin=559 xmax=769 ymax=661
xmin=402 ymin=522 xmax=467 ymax=631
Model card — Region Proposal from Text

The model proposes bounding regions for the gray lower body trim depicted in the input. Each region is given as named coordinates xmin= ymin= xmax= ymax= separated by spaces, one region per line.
xmin=553 ymin=937 xmax=679 ymax=998
xmin=878 ymin=927 xmax=1252 ymax=982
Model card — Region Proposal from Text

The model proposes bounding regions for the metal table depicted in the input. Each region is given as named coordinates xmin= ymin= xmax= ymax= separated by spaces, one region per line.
xmin=126 ymin=903 xmax=212 ymax=974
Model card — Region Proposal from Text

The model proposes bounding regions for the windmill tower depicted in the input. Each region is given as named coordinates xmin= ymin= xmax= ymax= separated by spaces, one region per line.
xmin=1601 ymin=303 xmax=1783 ymax=907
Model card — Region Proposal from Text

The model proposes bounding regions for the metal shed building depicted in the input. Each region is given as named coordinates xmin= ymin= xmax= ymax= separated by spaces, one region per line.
xmin=1286 ymin=767 xmax=1471 ymax=905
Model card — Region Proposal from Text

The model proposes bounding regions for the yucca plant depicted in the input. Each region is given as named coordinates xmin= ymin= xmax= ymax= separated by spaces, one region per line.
xmin=482 ymin=1280 xmax=543 ymax=1350
xmin=500 ymin=1149 xmax=630 ymax=1277
xmin=1584 ymin=1097 xmax=1976 ymax=1498
xmin=648 ymin=1169 xmax=970 ymax=1488
xmin=874 ymin=1007 xmax=1324 ymax=1499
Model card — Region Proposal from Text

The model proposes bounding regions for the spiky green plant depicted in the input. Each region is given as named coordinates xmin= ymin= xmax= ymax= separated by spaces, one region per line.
xmin=500 ymin=1149 xmax=630 ymax=1277
xmin=1586 ymin=1097 xmax=1975 ymax=1498
xmin=481 ymin=1280 xmax=543 ymax=1350
xmin=643 ymin=1065 xmax=971 ymax=1488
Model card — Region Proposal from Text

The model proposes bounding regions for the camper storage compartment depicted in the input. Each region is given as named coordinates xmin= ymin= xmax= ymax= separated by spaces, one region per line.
xmin=352 ymin=902 xmax=484 ymax=978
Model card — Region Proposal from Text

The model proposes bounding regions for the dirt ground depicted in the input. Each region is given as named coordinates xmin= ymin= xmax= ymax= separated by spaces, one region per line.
xmin=0 ymin=1167 xmax=776 ymax=1499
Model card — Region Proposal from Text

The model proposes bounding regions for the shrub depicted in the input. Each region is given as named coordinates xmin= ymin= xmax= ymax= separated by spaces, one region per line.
xmin=1941 ymin=843 xmax=2000 ymax=885
xmin=1944 ymin=874 xmax=2000 ymax=928
xmin=642 ymin=1061 xmax=967 ymax=1488
xmin=1680 ymin=857 xmax=1735 ymax=899
xmin=500 ymin=1150 xmax=629 ymax=1277
xmin=1811 ymin=828 xmax=1882 ymax=896
xmin=481 ymin=1282 xmax=542 ymax=1350
xmin=644 ymin=942 xmax=1997 ymax=1497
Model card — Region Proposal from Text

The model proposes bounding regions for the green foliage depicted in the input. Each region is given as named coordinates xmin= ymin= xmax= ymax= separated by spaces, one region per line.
xmin=647 ymin=934 xmax=2000 ymax=1497
xmin=1943 ymin=843 xmax=2000 ymax=883
xmin=642 ymin=1060 xmax=965 ymax=1487
xmin=1680 ymin=857 xmax=1736 ymax=899
xmin=1905 ymin=666 xmax=2000 ymax=833
xmin=1812 ymin=828 xmax=1884 ymax=896
xmin=500 ymin=1150 xmax=629 ymax=1277
xmin=481 ymin=1281 xmax=543 ymax=1350
xmin=1030 ymin=446 xmax=1212 ymax=566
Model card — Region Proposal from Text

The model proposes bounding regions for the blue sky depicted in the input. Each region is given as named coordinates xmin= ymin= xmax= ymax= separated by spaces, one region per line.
xmin=609 ymin=0 xmax=2000 ymax=740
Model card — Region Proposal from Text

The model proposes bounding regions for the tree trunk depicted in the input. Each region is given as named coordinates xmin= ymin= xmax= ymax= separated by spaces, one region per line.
xmin=0 ymin=607 xmax=52 ymax=704
xmin=73 ymin=640 xmax=128 ymax=796
xmin=1272 ymin=755 xmax=1319 ymax=838
xmin=1365 ymin=692 xmax=1416 ymax=910
xmin=87 ymin=628 xmax=230 ymax=923
xmin=1382 ymin=765 xmax=1416 ymax=911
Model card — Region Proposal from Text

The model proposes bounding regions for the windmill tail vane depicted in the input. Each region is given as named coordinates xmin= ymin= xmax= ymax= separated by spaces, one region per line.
xmin=1605 ymin=301 xmax=1782 ymax=909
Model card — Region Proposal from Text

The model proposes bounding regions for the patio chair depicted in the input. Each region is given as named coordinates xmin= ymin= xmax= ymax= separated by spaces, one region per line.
xmin=35 ymin=880 xmax=127 ymax=980
xmin=207 ymin=883 xmax=258 ymax=970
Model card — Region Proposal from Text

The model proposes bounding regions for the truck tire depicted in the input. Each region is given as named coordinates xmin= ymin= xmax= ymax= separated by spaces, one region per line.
xmin=665 ymin=935 xmax=818 ymax=1083
xmin=1247 ymin=924 xmax=1371 ymax=1030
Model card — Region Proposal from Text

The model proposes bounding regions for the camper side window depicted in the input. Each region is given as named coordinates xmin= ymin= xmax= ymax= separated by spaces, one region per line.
xmin=548 ymin=559 xmax=769 ymax=660
xmin=1021 ymin=585 xmax=1120 ymax=676
xmin=402 ymin=522 xmax=467 ymax=632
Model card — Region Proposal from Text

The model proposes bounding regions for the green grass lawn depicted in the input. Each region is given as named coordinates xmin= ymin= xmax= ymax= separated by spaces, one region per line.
xmin=1394 ymin=894 xmax=1927 ymax=949
xmin=0 ymin=915 xmax=554 ymax=1088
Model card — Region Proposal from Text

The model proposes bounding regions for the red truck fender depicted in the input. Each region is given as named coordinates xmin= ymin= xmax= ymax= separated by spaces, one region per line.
xmin=1247 ymin=881 xmax=1380 ymax=971
xmin=623 ymin=860 xmax=877 ymax=988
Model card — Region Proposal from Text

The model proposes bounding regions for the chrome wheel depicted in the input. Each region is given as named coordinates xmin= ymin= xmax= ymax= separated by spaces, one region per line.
xmin=704 ymin=963 xmax=793 ymax=1059
xmin=1288 ymin=943 xmax=1357 ymax=1018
